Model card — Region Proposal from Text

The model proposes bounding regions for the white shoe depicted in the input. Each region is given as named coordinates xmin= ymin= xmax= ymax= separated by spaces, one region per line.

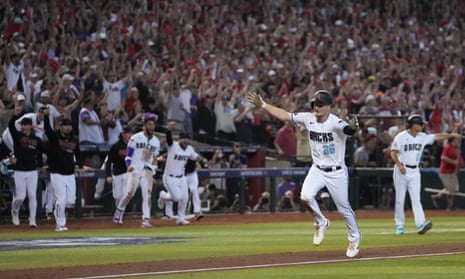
xmin=176 ymin=219 xmax=190 ymax=226
xmin=141 ymin=218 xmax=153 ymax=228
xmin=346 ymin=240 xmax=360 ymax=258
xmin=157 ymin=191 xmax=166 ymax=209
xmin=11 ymin=210 xmax=20 ymax=226
xmin=194 ymin=213 xmax=204 ymax=221
xmin=55 ymin=226 xmax=68 ymax=232
xmin=113 ymin=209 xmax=124 ymax=224
xmin=313 ymin=219 xmax=329 ymax=246
xmin=29 ymin=218 xmax=37 ymax=228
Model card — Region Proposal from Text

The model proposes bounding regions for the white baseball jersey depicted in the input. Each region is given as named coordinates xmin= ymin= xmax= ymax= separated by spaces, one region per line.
xmin=164 ymin=143 xmax=199 ymax=176
xmin=391 ymin=130 xmax=435 ymax=165
xmin=103 ymin=80 xmax=125 ymax=111
xmin=3 ymin=61 xmax=24 ymax=91
xmin=127 ymin=131 xmax=160 ymax=172
xmin=78 ymin=107 xmax=105 ymax=144
xmin=291 ymin=112 xmax=348 ymax=167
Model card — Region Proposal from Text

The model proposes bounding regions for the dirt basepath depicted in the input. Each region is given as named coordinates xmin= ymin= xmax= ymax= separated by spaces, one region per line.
xmin=2 ymin=210 xmax=465 ymax=279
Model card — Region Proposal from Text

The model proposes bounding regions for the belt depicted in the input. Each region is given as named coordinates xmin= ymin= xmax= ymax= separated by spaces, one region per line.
xmin=169 ymin=174 xmax=183 ymax=178
xmin=316 ymin=165 xmax=342 ymax=172
xmin=404 ymin=164 xmax=417 ymax=169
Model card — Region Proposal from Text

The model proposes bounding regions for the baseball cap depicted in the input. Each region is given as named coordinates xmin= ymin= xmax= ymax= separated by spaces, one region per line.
xmin=407 ymin=114 xmax=425 ymax=126
xmin=20 ymin=117 xmax=33 ymax=126
xmin=178 ymin=132 xmax=189 ymax=139
xmin=310 ymin=90 xmax=333 ymax=108
xmin=121 ymin=125 xmax=133 ymax=134
xmin=16 ymin=94 xmax=25 ymax=101
xmin=59 ymin=118 xmax=73 ymax=126
xmin=63 ymin=73 xmax=74 ymax=81
xmin=41 ymin=90 xmax=50 ymax=98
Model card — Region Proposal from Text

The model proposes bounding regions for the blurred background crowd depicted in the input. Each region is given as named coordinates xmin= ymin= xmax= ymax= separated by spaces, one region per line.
xmin=1 ymin=0 xmax=465 ymax=169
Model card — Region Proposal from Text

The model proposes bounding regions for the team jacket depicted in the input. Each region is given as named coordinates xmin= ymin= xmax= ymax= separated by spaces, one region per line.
xmin=105 ymin=137 xmax=127 ymax=176
xmin=9 ymin=115 xmax=44 ymax=171
xmin=44 ymin=116 xmax=83 ymax=175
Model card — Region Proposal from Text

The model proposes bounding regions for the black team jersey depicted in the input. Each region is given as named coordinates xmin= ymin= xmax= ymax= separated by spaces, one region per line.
xmin=105 ymin=137 xmax=128 ymax=176
xmin=9 ymin=115 xmax=44 ymax=171
xmin=44 ymin=116 xmax=83 ymax=175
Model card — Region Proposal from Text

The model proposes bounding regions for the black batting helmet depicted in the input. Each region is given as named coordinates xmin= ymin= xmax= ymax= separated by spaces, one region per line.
xmin=310 ymin=90 xmax=334 ymax=109
xmin=407 ymin=114 xmax=425 ymax=128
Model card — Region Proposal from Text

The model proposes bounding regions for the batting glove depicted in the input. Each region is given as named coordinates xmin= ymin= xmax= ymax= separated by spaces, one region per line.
xmin=247 ymin=88 xmax=267 ymax=108
xmin=347 ymin=115 xmax=359 ymax=130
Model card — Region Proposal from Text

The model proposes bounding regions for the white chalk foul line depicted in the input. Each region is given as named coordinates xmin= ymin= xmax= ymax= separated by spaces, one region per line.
xmin=68 ymin=251 xmax=465 ymax=279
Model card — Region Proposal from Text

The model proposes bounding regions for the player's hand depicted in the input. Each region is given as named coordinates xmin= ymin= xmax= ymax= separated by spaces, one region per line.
xmin=347 ymin=115 xmax=359 ymax=130
xmin=9 ymin=155 xmax=16 ymax=165
xmin=247 ymin=88 xmax=266 ymax=108
xmin=106 ymin=176 xmax=113 ymax=184
xmin=399 ymin=164 xmax=406 ymax=175
xmin=127 ymin=166 xmax=134 ymax=172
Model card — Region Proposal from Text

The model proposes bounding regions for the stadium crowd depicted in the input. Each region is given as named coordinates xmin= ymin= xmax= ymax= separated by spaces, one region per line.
xmin=0 ymin=0 xmax=465 ymax=169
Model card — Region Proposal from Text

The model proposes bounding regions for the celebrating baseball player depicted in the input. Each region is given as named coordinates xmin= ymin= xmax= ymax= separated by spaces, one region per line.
xmin=163 ymin=159 xmax=204 ymax=221
xmin=158 ymin=123 xmax=200 ymax=226
xmin=9 ymin=104 xmax=44 ymax=228
xmin=247 ymin=89 xmax=361 ymax=258
xmin=105 ymin=125 xmax=133 ymax=217
xmin=390 ymin=114 xmax=461 ymax=235
xmin=43 ymin=108 xmax=86 ymax=232
xmin=113 ymin=113 xmax=160 ymax=228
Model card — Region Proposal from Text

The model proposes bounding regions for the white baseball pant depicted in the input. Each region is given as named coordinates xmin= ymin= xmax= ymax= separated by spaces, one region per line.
xmin=393 ymin=166 xmax=425 ymax=227
xmin=117 ymin=169 xmax=153 ymax=220
xmin=164 ymin=172 xmax=200 ymax=218
xmin=12 ymin=170 xmax=39 ymax=222
xmin=112 ymin=173 xmax=128 ymax=207
xmin=186 ymin=171 xmax=201 ymax=214
xmin=301 ymin=166 xmax=361 ymax=243
xmin=50 ymin=173 xmax=76 ymax=227
xmin=161 ymin=174 xmax=189 ymax=223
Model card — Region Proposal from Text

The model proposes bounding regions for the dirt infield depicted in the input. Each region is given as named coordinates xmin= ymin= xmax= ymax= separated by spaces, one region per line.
xmin=2 ymin=210 xmax=465 ymax=278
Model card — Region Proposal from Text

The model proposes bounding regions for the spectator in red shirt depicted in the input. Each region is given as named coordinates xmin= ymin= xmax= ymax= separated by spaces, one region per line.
xmin=431 ymin=137 xmax=464 ymax=210
xmin=274 ymin=121 xmax=296 ymax=163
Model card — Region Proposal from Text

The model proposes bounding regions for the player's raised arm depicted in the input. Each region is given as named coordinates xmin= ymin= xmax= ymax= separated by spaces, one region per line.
xmin=433 ymin=133 xmax=462 ymax=142
xmin=247 ymin=89 xmax=291 ymax=122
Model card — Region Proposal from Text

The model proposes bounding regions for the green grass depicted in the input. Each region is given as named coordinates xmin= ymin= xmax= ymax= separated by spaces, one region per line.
xmin=145 ymin=255 xmax=465 ymax=279
xmin=0 ymin=216 xmax=465 ymax=277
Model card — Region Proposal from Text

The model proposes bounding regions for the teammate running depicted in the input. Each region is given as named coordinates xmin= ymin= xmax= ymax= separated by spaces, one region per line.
xmin=9 ymin=103 xmax=44 ymax=228
xmin=158 ymin=123 xmax=200 ymax=225
xmin=43 ymin=108 xmax=86 ymax=232
xmin=105 ymin=125 xmax=133 ymax=218
xmin=113 ymin=113 xmax=160 ymax=228
xmin=390 ymin=114 xmax=461 ymax=235
xmin=163 ymin=159 xmax=204 ymax=221
xmin=247 ymin=89 xmax=361 ymax=258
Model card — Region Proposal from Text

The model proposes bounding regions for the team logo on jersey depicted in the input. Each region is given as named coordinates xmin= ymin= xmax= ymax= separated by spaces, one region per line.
xmin=174 ymin=154 xmax=189 ymax=161
xmin=20 ymin=136 xmax=38 ymax=150
xmin=403 ymin=143 xmax=422 ymax=151
xmin=309 ymin=131 xmax=334 ymax=143
xmin=58 ymin=138 xmax=76 ymax=153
